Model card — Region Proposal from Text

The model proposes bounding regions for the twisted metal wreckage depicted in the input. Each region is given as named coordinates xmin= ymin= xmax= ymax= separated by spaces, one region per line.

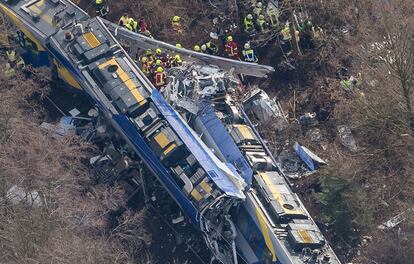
xmin=0 ymin=0 xmax=340 ymax=263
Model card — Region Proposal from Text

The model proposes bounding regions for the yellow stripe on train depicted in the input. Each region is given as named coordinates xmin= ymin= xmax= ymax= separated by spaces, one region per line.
xmin=255 ymin=206 xmax=277 ymax=261
xmin=0 ymin=3 xmax=45 ymax=51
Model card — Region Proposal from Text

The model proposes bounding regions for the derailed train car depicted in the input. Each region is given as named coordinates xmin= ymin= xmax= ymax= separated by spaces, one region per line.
xmin=0 ymin=0 xmax=341 ymax=262
xmin=163 ymin=65 xmax=341 ymax=264
xmin=0 ymin=0 xmax=246 ymax=262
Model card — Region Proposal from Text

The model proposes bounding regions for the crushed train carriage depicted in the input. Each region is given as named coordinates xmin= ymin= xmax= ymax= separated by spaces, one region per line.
xmin=0 ymin=0 xmax=341 ymax=263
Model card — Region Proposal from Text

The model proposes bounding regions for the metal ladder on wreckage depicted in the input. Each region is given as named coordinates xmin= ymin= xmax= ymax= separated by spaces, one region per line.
xmin=102 ymin=19 xmax=275 ymax=78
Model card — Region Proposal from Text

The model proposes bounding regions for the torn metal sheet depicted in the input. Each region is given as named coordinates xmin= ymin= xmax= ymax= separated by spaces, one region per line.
xmin=242 ymin=88 xmax=288 ymax=130
xmin=40 ymin=116 xmax=76 ymax=137
xmin=378 ymin=207 xmax=414 ymax=230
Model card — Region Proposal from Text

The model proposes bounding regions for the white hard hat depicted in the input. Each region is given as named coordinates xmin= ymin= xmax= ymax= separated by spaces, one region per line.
xmin=209 ymin=32 xmax=219 ymax=40
xmin=247 ymin=14 xmax=253 ymax=20
xmin=201 ymin=44 xmax=207 ymax=51
xmin=257 ymin=2 xmax=263 ymax=7
xmin=244 ymin=42 xmax=250 ymax=49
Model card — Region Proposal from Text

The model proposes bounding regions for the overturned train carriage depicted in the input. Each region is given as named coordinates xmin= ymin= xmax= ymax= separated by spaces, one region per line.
xmin=0 ymin=0 xmax=246 ymax=262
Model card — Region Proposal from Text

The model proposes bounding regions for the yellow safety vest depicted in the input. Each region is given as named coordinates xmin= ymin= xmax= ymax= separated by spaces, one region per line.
xmin=281 ymin=27 xmax=291 ymax=41
xmin=6 ymin=50 xmax=16 ymax=62
xmin=4 ymin=63 xmax=15 ymax=77
xmin=244 ymin=17 xmax=254 ymax=32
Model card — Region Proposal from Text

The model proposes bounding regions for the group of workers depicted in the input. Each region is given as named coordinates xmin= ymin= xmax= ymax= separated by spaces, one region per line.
xmin=118 ymin=14 xmax=151 ymax=37
xmin=138 ymin=48 xmax=183 ymax=89
xmin=178 ymin=2 xmax=324 ymax=64
xmin=93 ymin=1 xmax=325 ymax=89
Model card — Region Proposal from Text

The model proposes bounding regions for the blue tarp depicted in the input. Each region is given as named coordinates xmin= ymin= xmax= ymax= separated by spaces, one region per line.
xmin=151 ymin=90 xmax=246 ymax=199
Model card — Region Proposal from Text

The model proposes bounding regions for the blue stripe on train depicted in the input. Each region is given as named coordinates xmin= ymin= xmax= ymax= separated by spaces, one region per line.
xmin=112 ymin=114 xmax=199 ymax=224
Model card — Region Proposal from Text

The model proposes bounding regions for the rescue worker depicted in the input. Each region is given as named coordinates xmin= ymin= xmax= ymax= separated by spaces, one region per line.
xmin=253 ymin=2 xmax=263 ymax=18
xmin=267 ymin=4 xmax=279 ymax=28
xmin=280 ymin=22 xmax=300 ymax=56
xmin=242 ymin=43 xmax=258 ymax=63
xmin=172 ymin=16 xmax=183 ymax=34
xmin=119 ymin=14 xmax=130 ymax=27
xmin=6 ymin=49 xmax=25 ymax=69
xmin=312 ymin=25 xmax=324 ymax=43
xmin=154 ymin=66 xmax=166 ymax=89
xmin=152 ymin=59 xmax=164 ymax=72
xmin=4 ymin=63 xmax=15 ymax=78
xmin=193 ymin=45 xmax=202 ymax=52
xmin=141 ymin=49 xmax=155 ymax=66
xmin=16 ymin=56 xmax=25 ymax=69
xmin=155 ymin=48 xmax=163 ymax=60
xmin=130 ymin=18 xmax=139 ymax=33
xmin=256 ymin=14 xmax=269 ymax=33
xmin=138 ymin=18 xmax=148 ymax=33
xmin=299 ymin=20 xmax=313 ymax=49
xmin=224 ymin=36 xmax=239 ymax=60
xmin=341 ymin=74 xmax=362 ymax=91
xmin=95 ymin=0 xmax=108 ymax=18
xmin=171 ymin=54 xmax=183 ymax=67
xmin=244 ymin=14 xmax=255 ymax=34
xmin=6 ymin=49 xmax=16 ymax=64
xmin=201 ymin=41 xmax=219 ymax=55
xmin=118 ymin=15 xmax=133 ymax=31
xmin=341 ymin=77 xmax=357 ymax=91
xmin=140 ymin=57 xmax=150 ymax=77
xmin=160 ymin=51 xmax=170 ymax=65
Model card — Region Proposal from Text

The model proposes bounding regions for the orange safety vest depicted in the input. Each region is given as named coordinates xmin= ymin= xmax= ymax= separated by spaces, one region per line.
xmin=154 ymin=72 xmax=166 ymax=88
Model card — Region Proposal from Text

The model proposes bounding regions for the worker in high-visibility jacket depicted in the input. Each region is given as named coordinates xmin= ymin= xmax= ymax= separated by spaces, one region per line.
xmin=130 ymin=18 xmax=138 ymax=33
xmin=155 ymin=48 xmax=163 ymax=61
xmin=6 ymin=49 xmax=16 ymax=63
xmin=140 ymin=49 xmax=155 ymax=66
xmin=119 ymin=14 xmax=129 ymax=27
xmin=256 ymin=14 xmax=269 ymax=33
xmin=201 ymin=41 xmax=219 ymax=55
xmin=154 ymin=67 xmax=166 ymax=89
xmin=171 ymin=54 xmax=183 ymax=67
xmin=151 ymin=59 xmax=166 ymax=75
xmin=172 ymin=16 xmax=183 ymax=34
xmin=95 ymin=0 xmax=108 ymax=18
xmin=4 ymin=63 xmax=16 ymax=78
xmin=140 ymin=57 xmax=150 ymax=77
xmin=224 ymin=36 xmax=239 ymax=60
xmin=267 ymin=4 xmax=279 ymax=28
xmin=242 ymin=43 xmax=258 ymax=63
xmin=244 ymin=14 xmax=255 ymax=34
xmin=6 ymin=49 xmax=25 ymax=70
xmin=280 ymin=22 xmax=300 ymax=56
xmin=253 ymin=2 xmax=263 ymax=18
xmin=137 ymin=18 xmax=152 ymax=37
xmin=119 ymin=15 xmax=133 ymax=30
